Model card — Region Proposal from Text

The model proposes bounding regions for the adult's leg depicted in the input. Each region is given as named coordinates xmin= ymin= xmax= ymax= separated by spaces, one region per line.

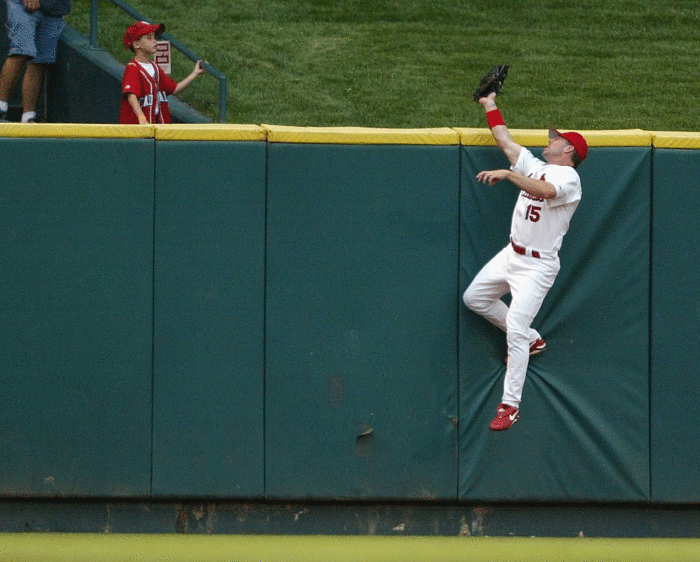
xmin=501 ymin=257 xmax=559 ymax=407
xmin=22 ymin=62 xmax=45 ymax=113
xmin=464 ymin=246 xmax=544 ymax=345
xmin=463 ymin=246 xmax=510 ymax=331
xmin=1 ymin=0 xmax=38 ymax=115
xmin=24 ymin=10 xmax=65 ymax=120
xmin=0 ymin=54 xmax=30 ymax=103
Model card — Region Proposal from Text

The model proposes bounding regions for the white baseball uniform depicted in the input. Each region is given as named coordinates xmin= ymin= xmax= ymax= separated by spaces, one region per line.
xmin=463 ymin=146 xmax=582 ymax=407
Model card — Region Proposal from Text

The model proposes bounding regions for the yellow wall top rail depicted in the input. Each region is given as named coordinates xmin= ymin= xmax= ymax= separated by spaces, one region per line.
xmin=0 ymin=123 xmax=698 ymax=147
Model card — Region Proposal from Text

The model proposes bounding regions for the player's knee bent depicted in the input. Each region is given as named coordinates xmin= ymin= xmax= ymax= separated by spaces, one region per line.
xmin=463 ymin=287 xmax=490 ymax=315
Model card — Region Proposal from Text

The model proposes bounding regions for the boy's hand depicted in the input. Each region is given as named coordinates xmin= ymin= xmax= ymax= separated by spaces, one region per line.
xmin=23 ymin=0 xmax=40 ymax=13
xmin=194 ymin=60 xmax=209 ymax=76
xmin=174 ymin=61 xmax=208 ymax=95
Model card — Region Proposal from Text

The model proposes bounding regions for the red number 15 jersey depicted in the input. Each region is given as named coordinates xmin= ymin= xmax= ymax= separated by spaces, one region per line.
xmin=509 ymin=147 xmax=582 ymax=255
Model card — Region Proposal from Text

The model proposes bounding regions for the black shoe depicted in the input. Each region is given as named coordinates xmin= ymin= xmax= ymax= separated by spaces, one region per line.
xmin=0 ymin=110 xmax=7 ymax=122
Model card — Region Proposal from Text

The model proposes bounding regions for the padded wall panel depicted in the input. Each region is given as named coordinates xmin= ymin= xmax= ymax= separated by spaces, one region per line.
xmin=0 ymin=138 xmax=154 ymax=496
xmin=266 ymin=143 xmax=460 ymax=499
xmin=459 ymin=146 xmax=651 ymax=501
xmin=152 ymin=141 xmax=266 ymax=497
xmin=650 ymin=148 xmax=700 ymax=502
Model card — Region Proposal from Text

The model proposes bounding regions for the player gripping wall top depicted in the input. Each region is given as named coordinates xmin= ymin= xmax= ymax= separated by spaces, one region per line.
xmin=463 ymin=67 xmax=588 ymax=431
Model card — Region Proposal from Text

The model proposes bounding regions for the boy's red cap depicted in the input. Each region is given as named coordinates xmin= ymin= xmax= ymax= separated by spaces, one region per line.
xmin=123 ymin=21 xmax=166 ymax=49
xmin=550 ymin=128 xmax=588 ymax=162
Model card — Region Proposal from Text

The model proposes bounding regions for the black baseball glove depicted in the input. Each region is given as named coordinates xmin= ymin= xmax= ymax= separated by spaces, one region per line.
xmin=473 ymin=65 xmax=509 ymax=102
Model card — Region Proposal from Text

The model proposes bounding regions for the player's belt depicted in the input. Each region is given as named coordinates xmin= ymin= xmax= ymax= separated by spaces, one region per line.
xmin=511 ymin=239 xmax=541 ymax=259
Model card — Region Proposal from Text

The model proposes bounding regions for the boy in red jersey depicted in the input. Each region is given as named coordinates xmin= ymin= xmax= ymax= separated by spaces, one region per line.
xmin=119 ymin=21 xmax=205 ymax=124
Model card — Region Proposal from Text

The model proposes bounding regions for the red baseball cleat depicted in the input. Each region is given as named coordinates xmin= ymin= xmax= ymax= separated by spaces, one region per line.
xmin=489 ymin=403 xmax=519 ymax=431
xmin=529 ymin=338 xmax=546 ymax=355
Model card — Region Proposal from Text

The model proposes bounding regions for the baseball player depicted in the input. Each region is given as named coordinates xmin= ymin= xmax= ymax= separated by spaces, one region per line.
xmin=463 ymin=91 xmax=588 ymax=431
xmin=120 ymin=21 xmax=205 ymax=124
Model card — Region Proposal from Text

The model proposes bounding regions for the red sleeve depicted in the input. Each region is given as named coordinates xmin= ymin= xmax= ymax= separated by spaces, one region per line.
xmin=157 ymin=66 xmax=178 ymax=95
xmin=122 ymin=62 xmax=143 ymax=98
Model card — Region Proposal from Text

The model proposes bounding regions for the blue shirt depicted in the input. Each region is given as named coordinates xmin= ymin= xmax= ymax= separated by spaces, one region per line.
xmin=40 ymin=0 xmax=72 ymax=17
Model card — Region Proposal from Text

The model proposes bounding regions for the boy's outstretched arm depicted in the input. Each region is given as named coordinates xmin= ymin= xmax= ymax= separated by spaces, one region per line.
xmin=174 ymin=60 xmax=206 ymax=95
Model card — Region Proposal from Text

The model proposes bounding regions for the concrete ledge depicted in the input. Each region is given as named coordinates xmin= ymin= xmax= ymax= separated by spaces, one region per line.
xmin=1 ymin=500 xmax=700 ymax=538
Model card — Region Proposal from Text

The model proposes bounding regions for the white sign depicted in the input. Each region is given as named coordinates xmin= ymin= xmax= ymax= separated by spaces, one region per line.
xmin=155 ymin=41 xmax=172 ymax=74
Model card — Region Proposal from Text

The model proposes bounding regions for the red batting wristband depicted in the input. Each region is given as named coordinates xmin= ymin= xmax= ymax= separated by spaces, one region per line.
xmin=486 ymin=109 xmax=505 ymax=129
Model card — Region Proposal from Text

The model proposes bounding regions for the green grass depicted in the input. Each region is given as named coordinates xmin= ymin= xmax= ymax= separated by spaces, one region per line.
xmin=66 ymin=0 xmax=700 ymax=130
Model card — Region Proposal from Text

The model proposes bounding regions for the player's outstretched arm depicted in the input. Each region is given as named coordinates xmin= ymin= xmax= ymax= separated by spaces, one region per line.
xmin=174 ymin=60 xmax=206 ymax=95
xmin=476 ymin=168 xmax=557 ymax=199
xmin=478 ymin=92 xmax=522 ymax=166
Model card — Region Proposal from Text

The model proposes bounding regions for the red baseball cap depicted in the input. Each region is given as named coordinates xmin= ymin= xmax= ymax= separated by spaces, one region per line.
xmin=549 ymin=128 xmax=588 ymax=163
xmin=123 ymin=21 xmax=166 ymax=49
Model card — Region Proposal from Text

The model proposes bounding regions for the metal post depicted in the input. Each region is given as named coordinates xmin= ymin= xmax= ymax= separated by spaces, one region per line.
xmin=90 ymin=0 xmax=99 ymax=47
xmin=219 ymin=76 xmax=227 ymax=123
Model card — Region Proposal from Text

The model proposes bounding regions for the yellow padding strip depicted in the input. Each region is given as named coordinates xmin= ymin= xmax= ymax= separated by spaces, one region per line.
xmin=0 ymin=534 xmax=698 ymax=562
xmin=0 ymin=123 xmax=155 ymax=138
xmin=455 ymin=128 xmax=652 ymax=147
xmin=652 ymin=131 xmax=700 ymax=149
xmin=155 ymin=124 xmax=267 ymax=141
xmin=1 ymin=125 xmax=698 ymax=148
xmin=262 ymin=125 xmax=460 ymax=145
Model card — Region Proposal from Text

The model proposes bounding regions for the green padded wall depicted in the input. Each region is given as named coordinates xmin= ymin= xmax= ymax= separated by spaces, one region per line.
xmin=1 ymin=128 xmax=696 ymax=506
xmin=152 ymin=140 xmax=266 ymax=497
xmin=265 ymin=143 xmax=460 ymax=499
xmin=650 ymin=148 xmax=700 ymax=502
xmin=0 ymin=138 xmax=154 ymax=496
xmin=459 ymin=146 xmax=651 ymax=501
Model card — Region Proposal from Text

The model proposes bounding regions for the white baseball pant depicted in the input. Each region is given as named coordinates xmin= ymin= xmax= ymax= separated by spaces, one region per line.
xmin=463 ymin=244 xmax=560 ymax=407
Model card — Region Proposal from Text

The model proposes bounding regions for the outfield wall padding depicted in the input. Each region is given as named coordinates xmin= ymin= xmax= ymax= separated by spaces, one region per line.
xmin=264 ymin=140 xmax=460 ymax=499
xmin=0 ymin=136 xmax=154 ymax=496
xmin=650 ymin=146 xmax=700 ymax=503
xmin=458 ymin=145 xmax=651 ymax=501
xmin=152 ymin=137 xmax=267 ymax=498
xmin=0 ymin=126 xmax=695 ymax=506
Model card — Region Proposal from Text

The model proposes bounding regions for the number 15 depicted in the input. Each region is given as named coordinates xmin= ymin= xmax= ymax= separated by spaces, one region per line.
xmin=526 ymin=205 xmax=541 ymax=222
